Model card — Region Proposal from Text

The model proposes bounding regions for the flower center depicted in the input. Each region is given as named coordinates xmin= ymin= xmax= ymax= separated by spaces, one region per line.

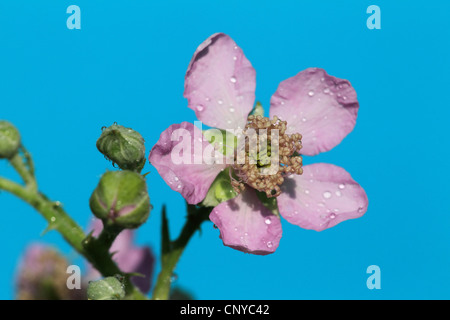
xmin=231 ymin=115 xmax=303 ymax=198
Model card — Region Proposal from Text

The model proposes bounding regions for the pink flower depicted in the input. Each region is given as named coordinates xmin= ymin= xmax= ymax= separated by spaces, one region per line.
xmin=149 ymin=33 xmax=368 ymax=255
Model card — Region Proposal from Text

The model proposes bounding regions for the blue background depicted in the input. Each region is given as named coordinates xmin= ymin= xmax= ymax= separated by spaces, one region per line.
xmin=1 ymin=0 xmax=449 ymax=299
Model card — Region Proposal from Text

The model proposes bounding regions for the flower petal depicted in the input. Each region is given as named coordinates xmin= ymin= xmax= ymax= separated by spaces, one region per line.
xmin=277 ymin=163 xmax=368 ymax=231
xmin=210 ymin=189 xmax=283 ymax=255
xmin=184 ymin=33 xmax=256 ymax=130
xmin=270 ymin=68 xmax=359 ymax=156
xmin=149 ymin=122 xmax=227 ymax=204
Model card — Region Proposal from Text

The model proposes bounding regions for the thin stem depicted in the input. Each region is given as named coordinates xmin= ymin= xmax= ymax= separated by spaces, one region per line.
xmin=152 ymin=204 xmax=211 ymax=300
xmin=9 ymin=151 xmax=37 ymax=191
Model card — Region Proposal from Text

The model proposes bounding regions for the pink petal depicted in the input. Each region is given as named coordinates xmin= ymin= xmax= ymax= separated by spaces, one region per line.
xmin=277 ymin=163 xmax=368 ymax=231
xmin=149 ymin=122 xmax=227 ymax=205
xmin=270 ymin=68 xmax=359 ymax=156
xmin=210 ymin=189 xmax=283 ymax=255
xmin=184 ymin=33 xmax=256 ymax=130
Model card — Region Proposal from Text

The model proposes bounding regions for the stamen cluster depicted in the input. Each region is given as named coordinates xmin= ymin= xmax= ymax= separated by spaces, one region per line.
xmin=231 ymin=115 xmax=303 ymax=198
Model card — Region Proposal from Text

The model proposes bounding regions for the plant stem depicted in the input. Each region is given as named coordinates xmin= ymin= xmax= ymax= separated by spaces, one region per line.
xmin=152 ymin=204 xmax=211 ymax=300
xmin=9 ymin=151 xmax=37 ymax=191
xmin=0 ymin=177 xmax=147 ymax=300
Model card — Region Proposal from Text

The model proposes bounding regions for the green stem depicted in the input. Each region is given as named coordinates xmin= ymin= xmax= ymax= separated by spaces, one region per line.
xmin=9 ymin=151 xmax=37 ymax=191
xmin=152 ymin=204 xmax=211 ymax=300
xmin=0 ymin=177 xmax=147 ymax=300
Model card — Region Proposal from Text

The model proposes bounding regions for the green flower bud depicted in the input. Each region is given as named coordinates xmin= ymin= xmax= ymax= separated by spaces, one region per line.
xmin=96 ymin=124 xmax=146 ymax=173
xmin=0 ymin=121 xmax=21 ymax=159
xmin=90 ymin=170 xmax=151 ymax=229
xmin=87 ymin=276 xmax=125 ymax=300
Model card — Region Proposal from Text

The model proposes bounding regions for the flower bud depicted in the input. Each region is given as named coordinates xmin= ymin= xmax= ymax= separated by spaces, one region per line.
xmin=96 ymin=124 xmax=146 ymax=173
xmin=89 ymin=170 xmax=151 ymax=229
xmin=0 ymin=121 xmax=21 ymax=159
xmin=87 ymin=276 xmax=125 ymax=300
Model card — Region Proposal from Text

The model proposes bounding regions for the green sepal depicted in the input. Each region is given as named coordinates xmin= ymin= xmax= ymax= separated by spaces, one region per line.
xmin=249 ymin=101 xmax=265 ymax=117
xmin=255 ymin=190 xmax=280 ymax=217
xmin=202 ymin=128 xmax=237 ymax=158
xmin=201 ymin=168 xmax=237 ymax=208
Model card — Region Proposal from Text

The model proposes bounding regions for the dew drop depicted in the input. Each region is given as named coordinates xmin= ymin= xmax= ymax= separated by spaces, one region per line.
xmin=177 ymin=184 xmax=182 ymax=189
xmin=266 ymin=241 xmax=273 ymax=248
xmin=233 ymin=56 xmax=237 ymax=61
xmin=358 ymin=206 xmax=365 ymax=213
xmin=301 ymin=117 xmax=307 ymax=122
xmin=339 ymin=184 xmax=345 ymax=189
xmin=323 ymin=87 xmax=330 ymax=94
xmin=335 ymin=190 xmax=342 ymax=197
xmin=174 ymin=176 xmax=179 ymax=182
xmin=218 ymin=99 xmax=223 ymax=105
xmin=265 ymin=218 xmax=272 ymax=225
xmin=196 ymin=105 xmax=204 ymax=112
xmin=308 ymin=90 xmax=315 ymax=97
xmin=50 ymin=216 xmax=56 ymax=222
xmin=323 ymin=191 xmax=332 ymax=199
xmin=229 ymin=107 xmax=235 ymax=113
xmin=230 ymin=76 xmax=237 ymax=83
xmin=330 ymin=213 xmax=336 ymax=219
xmin=304 ymin=189 xmax=310 ymax=194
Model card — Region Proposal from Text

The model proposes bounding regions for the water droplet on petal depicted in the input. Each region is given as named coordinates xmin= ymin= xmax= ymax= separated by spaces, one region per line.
xmin=267 ymin=241 xmax=273 ymax=248
xmin=308 ymin=90 xmax=315 ymax=97
xmin=230 ymin=76 xmax=237 ymax=83
xmin=301 ymin=117 xmax=307 ymax=122
xmin=304 ymin=189 xmax=310 ymax=194
xmin=323 ymin=191 xmax=332 ymax=199
xmin=339 ymin=184 xmax=345 ymax=189
xmin=265 ymin=218 xmax=272 ymax=225
xmin=330 ymin=213 xmax=336 ymax=219
xmin=358 ymin=206 xmax=365 ymax=213
xmin=229 ymin=107 xmax=235 ymax=113
xmin=335 ymin=190 xmax=342 ymax=197
xmin=323 ymin=87 xmax=330 ymax=94
xmin=196 ymin=105 xmax=204 ymax=112
xmin=218 ymin=99 xmax=223 ymax=105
